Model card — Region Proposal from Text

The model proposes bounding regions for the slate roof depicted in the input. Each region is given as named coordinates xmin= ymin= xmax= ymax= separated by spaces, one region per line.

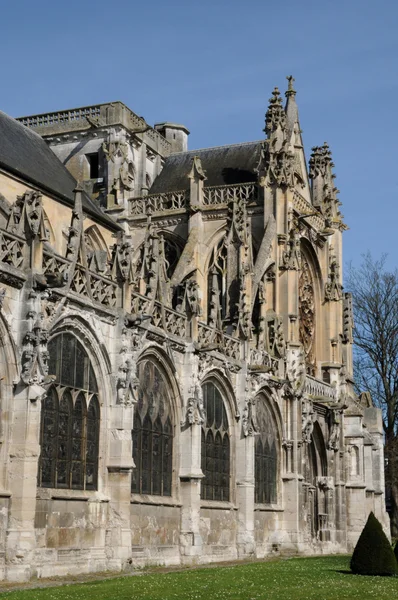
xmin=150 ymin=141 xmax=262 ymax=193
xmin=0 ymin=110 xmax=119 ymax=231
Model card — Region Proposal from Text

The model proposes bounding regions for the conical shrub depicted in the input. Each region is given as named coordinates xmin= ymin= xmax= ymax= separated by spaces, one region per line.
xmin=394 ymin=540 xmax=398 ymax=563
xmin=350 ymin=512 xmax=398 ymax=576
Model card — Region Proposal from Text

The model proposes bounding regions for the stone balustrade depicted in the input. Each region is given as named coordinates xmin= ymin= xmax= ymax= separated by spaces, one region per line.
xmin=129 ymin=190 xmax=187 ymax=215
xmin=0 ymin=229 xmax=25 ymax=270
xmin=203 ymin=182 xmax=257 ymax=206
xmin=293 ymin=191 xmax=325 ymax=231
xmin=17 ymin=105 xmax=102 ymax=128
xmin=304 ymin=375 xmax=337 ymax=401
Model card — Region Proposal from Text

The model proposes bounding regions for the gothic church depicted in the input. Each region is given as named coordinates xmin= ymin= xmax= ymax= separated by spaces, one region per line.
xmin=0 ymin=77 xmax=388 ymax=581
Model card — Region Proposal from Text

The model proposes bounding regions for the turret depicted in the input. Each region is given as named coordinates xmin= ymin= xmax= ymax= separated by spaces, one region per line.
xmin=154 ymin=122 xmax=189 ymax=153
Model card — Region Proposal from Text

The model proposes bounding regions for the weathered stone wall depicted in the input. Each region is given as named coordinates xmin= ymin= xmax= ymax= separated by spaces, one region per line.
xmin=254 ymin=509 xmax=284 ymax=556
xmin=34 ymin=497 xmax=108 ymax=578
xmin=199 ymin=507 xmax=238 ymax=561
xmin=130 ymin=503 xmax=180 ymax=566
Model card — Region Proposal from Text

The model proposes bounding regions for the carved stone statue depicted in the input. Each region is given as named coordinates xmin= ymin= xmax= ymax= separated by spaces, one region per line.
xmin=302 ymin=399 xmax=315 ymax=443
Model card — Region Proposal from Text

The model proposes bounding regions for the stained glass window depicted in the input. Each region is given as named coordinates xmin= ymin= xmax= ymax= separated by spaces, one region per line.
xmin=131 ymin=360 xmax=174 ymax=496
xmin=201 ymin=382 xmax=230 ymax=501
xmin=255 ymin=398 xmax=278 ymax=504
xmin=38 ymin=333 xmax=100 ymax=490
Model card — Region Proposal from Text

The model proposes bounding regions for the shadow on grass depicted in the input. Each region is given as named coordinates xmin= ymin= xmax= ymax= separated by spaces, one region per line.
xmin=336 ymin=570 xmax=352 ymax=575
xmin=336 ymin=569 xmax=398 ymax=578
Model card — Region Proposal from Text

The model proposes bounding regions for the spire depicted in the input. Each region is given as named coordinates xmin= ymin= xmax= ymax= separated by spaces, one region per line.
xmin=261 ymin=85 xmax=294 ymax=188
xmin=284 ymin=75 xmax=299 ymax=140
xmin=285 ymin=75 xmax=296 ymax=97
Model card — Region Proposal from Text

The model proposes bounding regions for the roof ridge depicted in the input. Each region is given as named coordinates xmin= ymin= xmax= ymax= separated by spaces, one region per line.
xmin=169 ymin=139 xmax=263 ymax=156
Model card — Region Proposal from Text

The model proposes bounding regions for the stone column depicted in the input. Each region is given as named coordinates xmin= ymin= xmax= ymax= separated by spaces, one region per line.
xmin=236 ymin=434 xmax=255 ymax=557
xmin=6 ymin=218 xmax=48 ymax=581
xmin=106 ymin=402 xmax=135 ymax=571
xmin=282 ymin=394 xmax=301 ymax=550
xmin=179 ymin=351 xmax=204 ymax=563
xmin=179 ymin=423 xmax=204 ymax=563
xmin=6 ymin=385 xmax=41 ymax=582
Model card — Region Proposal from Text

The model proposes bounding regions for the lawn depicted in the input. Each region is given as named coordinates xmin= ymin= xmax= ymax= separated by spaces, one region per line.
xmin=1 ymin=556 xmax=398 ymax=600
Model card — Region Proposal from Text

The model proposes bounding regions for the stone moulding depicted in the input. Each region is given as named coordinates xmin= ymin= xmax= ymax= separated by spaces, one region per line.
xmin=0 ymin=264 xmax=26 ymax=290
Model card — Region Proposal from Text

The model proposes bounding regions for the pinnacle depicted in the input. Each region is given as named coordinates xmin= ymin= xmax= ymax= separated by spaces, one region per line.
xmin=269 ymin=87 xmax=283 ymax=105
xmin=285 ymin=75 xmax=296 ymax=97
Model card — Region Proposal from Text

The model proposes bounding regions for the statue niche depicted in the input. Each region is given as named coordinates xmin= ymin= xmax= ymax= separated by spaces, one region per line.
xmin=299 ymin=253 xmax=316 ymax=375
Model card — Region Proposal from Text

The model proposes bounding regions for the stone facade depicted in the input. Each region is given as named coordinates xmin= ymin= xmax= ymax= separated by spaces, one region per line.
xmin=0 ymin=77 xmax=388 ymax=582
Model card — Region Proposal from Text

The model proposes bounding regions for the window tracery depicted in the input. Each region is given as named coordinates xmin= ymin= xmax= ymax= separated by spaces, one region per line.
xmin=201 ymin=381 xmax=230 ymax=501
xmin=163 ymin=237 xmax=181 ymax=280
xmin=255 ymin=398 xmax=278 ymax=504
xmin=131 ymin=360 xmax=173 ymax=496
xmin=38 ymin=333 xmax=100 ymax=490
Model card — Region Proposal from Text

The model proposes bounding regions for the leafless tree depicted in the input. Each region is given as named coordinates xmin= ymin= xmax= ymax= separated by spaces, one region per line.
xmin=346 ymin=253 xmax=398 ymax=535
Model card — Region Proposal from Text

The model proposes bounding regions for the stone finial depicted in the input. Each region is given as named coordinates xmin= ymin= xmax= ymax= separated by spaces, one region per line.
xmin=188 ymin=156 xmax=207 ymax=181
xmin=264 ymin=87 xmax=286 ymax=137
xmin=309 ymin=142 xmax=333 ymax=180
xmin=285 ymin=75 xmax=296 ymax=97
xmin=309 ymin=142 xmax=341 ymax=218
xmin=66 ymin=187 xmax=84 ymax=261
xmin=261 ymin=85 xmax=294 ymax=188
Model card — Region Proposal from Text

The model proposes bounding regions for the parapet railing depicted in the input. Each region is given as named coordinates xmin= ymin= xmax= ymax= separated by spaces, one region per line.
xmin=292 ymin=191 xmax=325 ymax=231
xmin=203 ymin=182 xmax=257 ymax=206
xmin=198 ymin=322 xmax=241 ymax=361
xmin=131 ymin=291 xmax=187 ymax=339
xmin=17 ymin=105 xmax=102 ymax=128
xmin=248 ymin=347 xmax=279 ymax=372
xmin=129 ymin=191 xmax=187 ymax=216
xmin=304 ymin=375 xmax=337 ymax=401
xmin=43 ymin=251 xmax=117 ymax=309
xmin=0 ymin=229 xmax=26 ymax=270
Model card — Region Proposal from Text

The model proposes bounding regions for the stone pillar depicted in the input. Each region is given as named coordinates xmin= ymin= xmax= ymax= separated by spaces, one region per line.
xmin=106 ymin=403 xmax=134 ymax=571
xmin=179 ymin=349 xmax=204 ymax=563
xmin=236 ymin=433 xmax=255 ymax=557
xmin=283 ymin=389 xmax=302 ymax=550
xmin=6 ymin=386 xmax=41 ymax=581
xmin=179 ymin=421 xmax=204 ymax=563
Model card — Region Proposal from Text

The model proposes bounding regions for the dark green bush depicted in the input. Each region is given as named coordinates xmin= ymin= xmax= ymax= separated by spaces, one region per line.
xmin=350 ymin=512 xmax=398 ymax=576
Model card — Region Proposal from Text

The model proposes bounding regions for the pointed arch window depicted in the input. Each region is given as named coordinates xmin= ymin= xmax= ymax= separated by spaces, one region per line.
xmin=201 ymin=381 xmax=230 ymax=501
xmin=38 ymin=333 xmax=100 ymax=490
xmin=255 ymin=397 xmax=278 ymax=504
xmin=132 ymin=360 xmax=174 ymax=496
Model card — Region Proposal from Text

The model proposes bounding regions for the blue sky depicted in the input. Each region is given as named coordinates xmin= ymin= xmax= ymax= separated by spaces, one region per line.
xmin=1 ymin=0 xmax=397 ymax=274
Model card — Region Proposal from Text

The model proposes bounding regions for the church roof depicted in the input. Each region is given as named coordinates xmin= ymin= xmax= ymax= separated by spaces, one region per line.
xmin=150 ymin=141 xmax=262 ymax=193
xmin=0 ymin=110 xmax=119 ymax=231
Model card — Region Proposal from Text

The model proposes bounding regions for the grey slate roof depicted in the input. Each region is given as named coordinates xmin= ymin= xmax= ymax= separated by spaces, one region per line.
xmin=0 ymin=110 xmax=119 ymax=232
xmin=150 ymin=141 xmax=262 ymax=193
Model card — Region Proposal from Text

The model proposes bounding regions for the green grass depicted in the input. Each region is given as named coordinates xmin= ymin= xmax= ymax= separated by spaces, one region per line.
xmin=1 ymin=556 xmax=398 ymax=600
